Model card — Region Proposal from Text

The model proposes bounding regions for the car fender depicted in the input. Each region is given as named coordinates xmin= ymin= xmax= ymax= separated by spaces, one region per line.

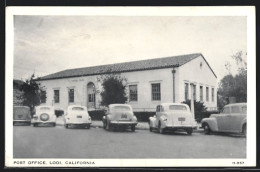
xmin=240 ymin=117 xmax=247 ymax=132
xmin=149 ymin=116 xmax=156 ymax=128
xmin=159 ymin=116 xmax=167 ymax=129
xmin=201 ymin=118 xmax=218 ymax=131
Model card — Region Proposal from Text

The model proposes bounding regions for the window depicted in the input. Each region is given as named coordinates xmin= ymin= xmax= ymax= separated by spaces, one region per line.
xmin=72 ymin=107 xmax=84 ymax=111
xmin=192 ymin=85 xmax=196 ymax=101
xmin=129 ymin=85 xmax=138 ymax=101
xmin=88 ymin=94 xmax=95 ymax=103
xmin=206 ymin=87 xmax=209 ymax=102
xmin=212 ymin=88 xmax=214 ymax=102
xmin=200 ymin=86 xmax=203 ymax=101
xmin=169 ymin=105 xmax=187 ymax=111
xmin=40 ymin=90 xmax=46 ymax=103
xmin=184 ymin=83 xmax=189 ymax=101
xmin=151 ymin=83 xmax=161 ymax=101
xmin=68 ymin=89 xmax=74 ymax=103
xmin=223 ymin=107 xmax=230 ymax=114
xmin=113 ymin=106 xmax=131 ymax=112
xmin=231 ymin=106 xmax=240 ymax=113
xmin=54 ymin=90 xmax=59 ymax=103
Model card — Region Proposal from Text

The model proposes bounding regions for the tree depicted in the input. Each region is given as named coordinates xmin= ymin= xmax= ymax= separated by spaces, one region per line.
xmin=98 ymin=74 xmax=128 ymax=106
xmin=19 ymin=74 xmax=46 ymax=115
xmin=218 ymin=51 xmax=247 ymax=110
xmin=182 ymin=99 xmax=208 ymax=122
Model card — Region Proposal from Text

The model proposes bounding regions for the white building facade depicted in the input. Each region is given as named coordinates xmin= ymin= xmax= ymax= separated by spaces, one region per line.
xmin=37 ymin=53 xmax=217 ymax=112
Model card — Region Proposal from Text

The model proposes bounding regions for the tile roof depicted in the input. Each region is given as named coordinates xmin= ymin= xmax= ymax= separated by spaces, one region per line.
xmin=38 ymin=53 xmax=211 ymax=80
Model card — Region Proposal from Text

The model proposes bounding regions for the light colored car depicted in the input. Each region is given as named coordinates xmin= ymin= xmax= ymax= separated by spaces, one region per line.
xmin=149 ymin=103 xmax=194 ymax=135
xmin=13 ymin=106 xmax=31 ymax=126
xmin=102 ymin=104 xmax=138 ymax=132
xmin=31 ymin=106 xmax=56 ymax=127
xmin=64 ymin=105 xmax=91 ymax=129
xmin=201 ymin=103 xmax=247 ymax=136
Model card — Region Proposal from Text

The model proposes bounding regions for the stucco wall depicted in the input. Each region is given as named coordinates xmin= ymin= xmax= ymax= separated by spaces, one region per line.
xmin=38 ymin=56 xmax=217 ymax=112
xmin=178 ymin=55 xmax=217 ymax=109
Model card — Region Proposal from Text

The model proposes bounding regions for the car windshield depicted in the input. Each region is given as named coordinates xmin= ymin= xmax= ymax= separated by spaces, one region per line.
xmin=40 ymin=107 xmax=50 ymax=110
xmin=112 ymin=106 xmax=131 ymax=112
xmin=169 ymin=105 xmax=187 ymax=111
xmin=72 ymin=107 xmax=84 ymax=111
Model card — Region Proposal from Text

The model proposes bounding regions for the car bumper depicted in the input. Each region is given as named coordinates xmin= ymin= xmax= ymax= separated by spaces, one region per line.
xmin=165 ymin=125 xmax=193 ymax=130
xmin=110 ymin=121 xmax=138 ymax=125
xmin=13 ymin=120 xmax=31 ymax=125
xmin=66 ymin=122 xmax=91 ymax=125
xmin=31 ymin=121 xmax=56 ymax=124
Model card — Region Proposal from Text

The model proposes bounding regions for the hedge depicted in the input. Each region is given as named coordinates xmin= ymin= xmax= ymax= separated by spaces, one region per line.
xmin=196 ymin=110 xmax=219 ymax=123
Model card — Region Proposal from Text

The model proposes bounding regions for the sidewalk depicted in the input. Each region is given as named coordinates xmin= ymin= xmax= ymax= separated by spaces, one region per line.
xmin=56 ymin=116 xmax=204 ymax=133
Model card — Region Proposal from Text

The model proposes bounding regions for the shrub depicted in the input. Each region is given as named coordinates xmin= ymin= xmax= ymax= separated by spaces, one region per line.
xmin=88 ymin=110 xmax=106 ymax=120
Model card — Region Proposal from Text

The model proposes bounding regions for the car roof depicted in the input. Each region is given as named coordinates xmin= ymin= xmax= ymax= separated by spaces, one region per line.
xmin=36 ymin=106 xmax=54 ymax=110
xmin=160 ymin=103 xmax=189 ymax=107
xmin=225 ymin=103 xmax=247 ymax=107
xmin=109 ymin=104 xmax=132 ymax=108
xmin=68 ymin=105 xmax=87 ymax=109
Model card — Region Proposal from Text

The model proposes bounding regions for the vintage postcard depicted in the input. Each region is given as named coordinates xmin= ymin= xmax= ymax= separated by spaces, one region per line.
xmin=5 ymin=6 xmax=256 ymax=167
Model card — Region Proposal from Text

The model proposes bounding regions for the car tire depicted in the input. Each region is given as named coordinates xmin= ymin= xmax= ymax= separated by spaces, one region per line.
xmin=86 ymin=124 xmax=90 ymax=129
xmin=103 ymin=121 xmax=106 ymax=129
xmin=106 ymin=121 xmax=110 ymax=130
xmin=53 ymin=123 xmax=56 ymax=127
xmin=242 ymin=124 xmax=247 ymax=137
xmin=33 ymin=123 xmax=37 ymax=127
xmin=131 ymin=125 xmax=136 ymax=132
xmin=148 ymin=121 xmax=153 ymax=132
xmin=65 ymin=124 xmax=68 ymax=129
xmin=158 ymin=122 xmax=164 ymax=134
xmin=187 ymin=128 xmax=193 ymax=135
xmin=204 ymin=123 xmax=211 ymax=135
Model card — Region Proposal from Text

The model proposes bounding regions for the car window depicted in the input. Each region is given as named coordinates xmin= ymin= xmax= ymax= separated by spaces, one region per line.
xmin=40 ymin=107 xmax=50 ymax=110
xmin=241 ymin=106 xmax=247 ymax=113
xmin=112 ymin=106 xmax=131 ymax=112
xmin=231 ymin=106 xmax=240 ymax=113
xmin=169 ymin=105 xmax=187 ymax=111
xmin=72 ymin=107 xmax=84 ymax=111
xmin=14 ymin=107 xmax=29 ymax=114
xmin=222 ymin=107 xmax=230 ymax=114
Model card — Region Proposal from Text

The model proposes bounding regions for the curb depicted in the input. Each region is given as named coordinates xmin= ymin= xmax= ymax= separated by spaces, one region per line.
xmin=56 ymin=123 xmax=204 ymax=133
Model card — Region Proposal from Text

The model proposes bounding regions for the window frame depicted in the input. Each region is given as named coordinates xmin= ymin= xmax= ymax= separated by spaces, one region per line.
xmin=212 ymin=87 xmax=215 ymax=102
xmin=200 ymin=86 xmax=203 ymax=101
xmin=206 ymin=87 xmax=209 ymax=102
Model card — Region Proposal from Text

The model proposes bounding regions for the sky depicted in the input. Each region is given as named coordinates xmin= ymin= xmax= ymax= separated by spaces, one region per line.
xmin=13 ymin=15 xmax=247 ymax=83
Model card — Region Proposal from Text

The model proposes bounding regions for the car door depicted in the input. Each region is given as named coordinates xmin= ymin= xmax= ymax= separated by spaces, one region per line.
xmin=229 ymin=105 xmax=244 ymax=131
xmin=216 ymin=107 xmax=230 ymax=131
xmin=220 ymin=106 xmax=234 ymax=131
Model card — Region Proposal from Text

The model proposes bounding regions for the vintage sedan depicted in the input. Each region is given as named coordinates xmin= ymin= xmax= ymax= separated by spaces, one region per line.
xmin=149 ymin=103 xmax=194 ymax=135
xmin=201 ymin=103 xmax=247 ymax=136
xmin=31 ymin=106 xmax=56 ymax=127
xmin=64 ymin=105 xmax=91 ymax=129
xmin=102 ymin=104 xmax=138 ymax=132
xmin=13 ymin=106 xmax=31 ymax=126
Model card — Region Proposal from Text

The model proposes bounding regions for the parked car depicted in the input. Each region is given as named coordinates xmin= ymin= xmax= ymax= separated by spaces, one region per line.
xmin=201 ymin=103 xmax=247 ymax=136
xmin=13 ymin=106 xmax=31 ymax=126
xmin=149 ymin=103 xmax=194 ymax=135
xmin=31 ymin=106 xmax=56 ymax=127
xmin=64 ymin=105 xmax=91 ymax=129
xmin=102 ymin=104 xmax=138 ymax=132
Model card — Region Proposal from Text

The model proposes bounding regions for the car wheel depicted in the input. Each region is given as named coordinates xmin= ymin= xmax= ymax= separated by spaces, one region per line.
xmin=148 ymin=121 xmax=153 ymax=132
xmin=242 ymin=124 xmax=247 ymax=137
xmin=65 ymin=124 xmax=68 ymax=129
xmin=131 ymin=125 xmax=136 ymax=132
xmin=103 ymin=121 xmax=106 ymax=129
xmin=86 ymin=124 xmax=90 ymax=129
xmin=187 ymin=128 xmax=193 ymax=135
xmin=158 ymin=122 xmax=164 ymax=134
xmin=33 ymin=123 xmax=37 ymax=127
xmin=53 ymin=123 xmax=56 ymax=127
xmin=204 ymin=123 xmax=211 ymax=135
